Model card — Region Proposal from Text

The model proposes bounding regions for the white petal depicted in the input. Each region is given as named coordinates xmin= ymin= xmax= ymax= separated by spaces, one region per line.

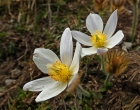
xmin=103 ymin=10 xmax=118 ymax=39
xmin=23 ymin=77 xmax=58 ymax=91
xmin=35 ymin=82 xmax=67 ymax=102
xmin=97 ymin=48 xmax=108 ymax=55
xmin=106 ymin=30 xmax=124 ymax=48
xmin=60 ymin=28 xmax=73 ymax=66
xmin=86 ymin=13 xmax=103 ymax=34
xmin=33 ymin=48 xmax=60 ymax=73
xmin=71 ymin=31 xmax=92 ymax=46
xmin=70 ymin=42 xmax=81 ymax=75
xmin=81 ymin=47 xmax=97 ymax=57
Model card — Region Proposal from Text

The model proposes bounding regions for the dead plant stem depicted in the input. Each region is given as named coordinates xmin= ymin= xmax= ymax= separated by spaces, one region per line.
xmin=48 ymin=0 xmax=52 ymax=27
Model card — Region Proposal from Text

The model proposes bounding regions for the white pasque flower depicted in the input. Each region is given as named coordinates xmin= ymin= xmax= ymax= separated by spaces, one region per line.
xmin=23 ymin=28 xmax=81 ymax=102
xmin=71 ymin=10 xmax=124 ymax=57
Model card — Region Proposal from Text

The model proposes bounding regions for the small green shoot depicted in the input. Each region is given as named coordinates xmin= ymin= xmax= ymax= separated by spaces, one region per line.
xmin=0 ymin=32 xmax=7 ymax=38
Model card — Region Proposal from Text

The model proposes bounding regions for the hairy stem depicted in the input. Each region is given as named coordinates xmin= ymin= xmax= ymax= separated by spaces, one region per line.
xmin=100 ymin=55 xmax=106 ymax=74
xmin=130 ymin=2 xmax=138 ymax=42
xmin=104 ymin=74 xmax=112 ymax=87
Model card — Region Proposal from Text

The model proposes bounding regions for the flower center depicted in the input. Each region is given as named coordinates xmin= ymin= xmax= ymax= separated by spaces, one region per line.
xmin=47 ymin=61 xmax=72 ymax=83
xmin=90 ymin=30 xmax=107 ymax=48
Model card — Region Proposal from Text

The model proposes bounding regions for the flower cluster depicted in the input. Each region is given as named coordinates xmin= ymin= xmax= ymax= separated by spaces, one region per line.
xmin=23 ymin=10 xmax=128 ymax=102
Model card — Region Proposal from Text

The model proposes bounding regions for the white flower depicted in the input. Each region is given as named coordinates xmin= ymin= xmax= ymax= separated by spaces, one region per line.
xmin=23 ymin=28 xmax=81 ymax=102
xmin=71 ymin=10 xmax=124 ymax=57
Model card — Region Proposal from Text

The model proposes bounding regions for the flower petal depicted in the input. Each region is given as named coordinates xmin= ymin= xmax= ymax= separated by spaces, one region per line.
xmin=35 ymin=82 xmax=67 ymax=102
xmin=86 ymin=13 xmax=103 ymax=34
xmin=60 ymin=28 xmax=73 ymax=66
xmin=70 ymin=42 xmax=81 ymax=75
xmin=23 ymin=77 xmax=58 ymax=91
xmin=71 ymin=31 xmax=92 ymax=46
xmin=81 ymin=47 xmax=97 ymax=57
xmin=33 ymin=48 xmax=60 ymax=73
xmin=97 ymin=48 xmax=108 ymax=55
xmin=103 ymin=10 xmax=118 ymax=39
xmin=106 ymin=30 xmax=124 ymax=48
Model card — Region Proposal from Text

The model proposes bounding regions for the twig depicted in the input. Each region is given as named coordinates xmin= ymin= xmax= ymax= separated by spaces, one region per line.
xmin=48 ymin=0 xmax=52 ymax=27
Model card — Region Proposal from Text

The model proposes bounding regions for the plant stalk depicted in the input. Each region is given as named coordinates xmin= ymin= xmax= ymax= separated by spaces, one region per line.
xmin=100 ymin=55 xmax=106 ymax=74
xmin=104 ymin=74 xmax=112 ymax=87
xmin=130 ymin=2 xmax=139 ymax=42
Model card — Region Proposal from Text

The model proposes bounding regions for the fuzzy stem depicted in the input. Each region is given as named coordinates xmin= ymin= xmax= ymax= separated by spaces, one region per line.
xmin=130 ymin=2 xmax=138 ymax=42
xmin=104 ymin=74 xmax=112 ymax=87
xmin=77 ymin=85 xmax=90 ymax=97
xmin=100 ymin=55 xmax=106 ymax=74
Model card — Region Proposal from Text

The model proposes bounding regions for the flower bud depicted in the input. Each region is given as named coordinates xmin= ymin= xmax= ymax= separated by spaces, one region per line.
xmin=103 ymin=49 xmax=130 ymax=76
xmin=110 ymin=0 xmax=126 ymax=12
xmin=112 ymin=0 xmax=126 ymax=7
xmin=95 ymin=0 xmax=104 ymax=4
xmin=94 ymin=0 xmax=108 ymax=13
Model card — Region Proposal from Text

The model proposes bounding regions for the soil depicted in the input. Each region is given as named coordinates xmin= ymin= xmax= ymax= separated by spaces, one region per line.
xmin=0 ymin=0 xmax=140 ymax=110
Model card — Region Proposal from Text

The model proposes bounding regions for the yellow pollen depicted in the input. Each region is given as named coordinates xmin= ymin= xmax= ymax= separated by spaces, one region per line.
xmin=90 ymin=30 xmax=107 ymax=48
xmin=47 ymin=61 xmax=72 ymax=83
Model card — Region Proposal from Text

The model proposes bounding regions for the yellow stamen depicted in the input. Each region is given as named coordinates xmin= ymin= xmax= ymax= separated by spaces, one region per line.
xmin=47 ymin=61 xmax=72 ymax=82
xmin=90 ymin=30 xmax=107 ymax=48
